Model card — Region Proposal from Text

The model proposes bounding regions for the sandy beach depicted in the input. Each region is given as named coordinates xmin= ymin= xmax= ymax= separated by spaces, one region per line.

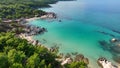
xmin=26 ymin=17 xmax=41 ymax=22
xmin=25 ymin=12 xmax=56 ymax=22
xmin=19 ymin=33 xmax=50 ymax=49
xmin=19 ymin=33 xmax=41 ymax=46
xmin=19 ymin=33 xmax=33 ymax=42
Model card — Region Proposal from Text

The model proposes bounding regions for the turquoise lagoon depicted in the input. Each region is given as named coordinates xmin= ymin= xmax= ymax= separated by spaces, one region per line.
xmin=29 ymin=0 xmax=120 ymax=67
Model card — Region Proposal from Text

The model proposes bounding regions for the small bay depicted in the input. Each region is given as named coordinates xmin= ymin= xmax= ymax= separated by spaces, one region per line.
xmin=29 ymin=0 xmax=120 ymax=67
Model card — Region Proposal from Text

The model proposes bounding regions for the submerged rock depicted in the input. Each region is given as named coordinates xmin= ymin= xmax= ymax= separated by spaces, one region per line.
xmin=111 ymin=46 xmax=120 ymax=53
xmin=99 ymin=38 xmax=120 ymax=53
xmin=113 ymin=56 xmax=120 ymax=64
xmin=110 ymin=38 xmax=120 ymax=53
xmin=96 ymin=31 xmax=115 ymax=37
xmin=99 ymin=40 xmax=111 ymax=50
xmin=83 ymin=58 xmax=89 ymax=64
xmin=59 ymin=20 xmax=62 ymax=22
xmin=74 ymin=54 xmax=84 ymax=61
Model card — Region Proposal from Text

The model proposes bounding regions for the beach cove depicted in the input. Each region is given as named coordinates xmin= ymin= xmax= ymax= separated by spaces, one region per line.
xmin=29 ymin=0 xmax=120 ymax=68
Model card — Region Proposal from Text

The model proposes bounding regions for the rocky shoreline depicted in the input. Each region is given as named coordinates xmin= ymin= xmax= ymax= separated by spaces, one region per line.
xmin=19 ymin=13 xmax=120 ymax=68
xmin=0 ymin=11 xmax=56 ymax=46
xmin=20 ymin=12 xmax=56 ymax=45
xmin=98 ymin=57 xmax=118 ymax=68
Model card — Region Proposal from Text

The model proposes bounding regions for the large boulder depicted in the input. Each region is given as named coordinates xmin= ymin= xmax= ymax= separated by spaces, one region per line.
xmin=111 ymin=38 xmax=118 ymax=43
xmin=97 ymin=58 xmax=118 ymax=68
xmin=74 ymin=54 xmax=84 ymax=61
xmin=83 ymin=58 xmax=89 ymax=64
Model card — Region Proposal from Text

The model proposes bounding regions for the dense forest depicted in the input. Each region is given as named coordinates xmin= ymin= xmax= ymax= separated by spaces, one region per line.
xmin=0 ymin=4 xmax=46 ymax=19
xmin=0 ymin=0 xmax=58 ymax=7
xmin=0 ymin=0 xmax=53 ymax=19
xmin=0 ymin=0 xmax=58 ymax=20
xmin=0 ymin=0 xmax=75 ymax=20
xmin=0 ymin=32 xmax=61 ymax=68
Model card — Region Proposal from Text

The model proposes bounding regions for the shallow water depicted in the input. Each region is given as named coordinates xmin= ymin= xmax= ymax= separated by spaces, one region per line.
xmin=29 ymin=0 xmax=120 ymax=67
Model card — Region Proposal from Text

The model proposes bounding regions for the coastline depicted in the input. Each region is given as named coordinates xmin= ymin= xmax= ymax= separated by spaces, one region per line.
xmin=21 ymin=12 xmax=57 ymax=45
xmin=24 ymin=14 xmax=119 ymax=68
xmin=18 ymin=33 xmax=50 ymax=49
xmin=17 ymin=1 xmax=120 ymax=67
xmin=19 ymin=13 xmax=120 ymax=68
xmin=25 ymin=12 xmax=57 ymax=22
xmin=19 ymin=33 xmax=34 ymax=44
xmin=26 ymin=17 xmax=41 ymax=22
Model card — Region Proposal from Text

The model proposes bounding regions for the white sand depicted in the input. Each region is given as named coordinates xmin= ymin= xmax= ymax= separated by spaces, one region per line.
xmin=19 ymin=33 xmax=49 ymax=48
xmin=26 ymin=17 xmax=40 ymax=22
xmin=19 ymin=33 xmax=33 ymax=43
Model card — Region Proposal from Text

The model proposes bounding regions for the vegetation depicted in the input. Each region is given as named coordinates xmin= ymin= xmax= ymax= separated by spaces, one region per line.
xmin=0 ymin=32 xmax=61 ymax=68
xmin=0 ymin=0 xmax=74 ymax=20
xmin=0 ymin=32 xmax=88 ymax=68
xmin=0 ymin=0 xmax=57 ymax=7
xmin=0 ymin=3 xmax=46 ymax=19
xmin=0 ymin=0 xmax=59 ymax=20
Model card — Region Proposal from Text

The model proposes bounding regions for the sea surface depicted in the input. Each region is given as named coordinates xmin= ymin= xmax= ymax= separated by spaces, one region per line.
xmin=29 ymin=0 xmax=120 ymax=67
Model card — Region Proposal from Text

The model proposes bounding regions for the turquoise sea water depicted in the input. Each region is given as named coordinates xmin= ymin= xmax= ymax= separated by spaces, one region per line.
xmin=29 ymin=0 xmax=120 ymax=67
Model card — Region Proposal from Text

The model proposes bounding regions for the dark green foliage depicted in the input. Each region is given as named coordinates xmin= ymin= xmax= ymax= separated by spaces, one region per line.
xmin=0 ymin=4 xmax=46 ymax=19
xmin=0 ymin=32 xmax=60 ymax=68
xmin=0 ymin=0 xmax=54 ymax=20
xmin=10 ymin=63 xmax=23 ymax=68
xmin=0 ymin=0 xmax=73 ymax=21
xmin=0 ymin=53 xmax=9 ymax=68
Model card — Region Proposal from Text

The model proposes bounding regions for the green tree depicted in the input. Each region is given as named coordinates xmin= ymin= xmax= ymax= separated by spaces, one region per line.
xmin=8 ymin=49 xmax=26 ymax=64
xmin=47 ymin=64 xmax=52 ymax=68
xmin=39 ymin=60 xmax=46 ymax=68
xmin=0 ymin=18 xmax=2 ymax=23
xmin=0 ymin=53 xmax=9 ymax=68
xmin=10 ymin=63 xmax=23 ymax=68
xmin=4 ymin=46 xmax=13 ymax=54
xmin=26 ymin=53 xmax=40 ymax=68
